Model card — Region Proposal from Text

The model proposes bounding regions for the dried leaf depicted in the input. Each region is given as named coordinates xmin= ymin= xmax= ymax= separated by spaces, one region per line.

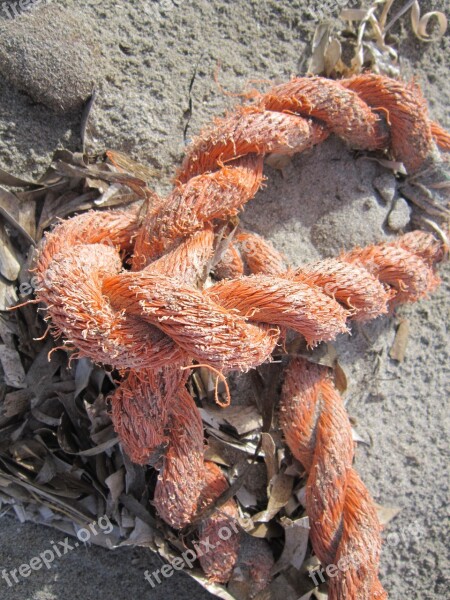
xmin=35 ymin=456 xmax=58 ymax=485
xmin=223 ymin=405 xmax=263 ymax=436
xmin=199 ymin=407 xmax=224 ymax=430
xmin=201 ymin=405 xmax=262 ymax=436
xmin=0 ymin=389 xmax=33 ymax=424
xmin=205 ymin=427 xmax=259 ymax=455
xmin=203 ymin=439 xmax=231 ymax=467
xmin=351 ymin=427 xmax=370 ymax=446
xmin=0 ymin=187 xmax=36 ymax=245
xmin=334 ymin=360 xmax=348 ymax=394
xmin=0 ymin=226 xmax=21 ymax=281
xmin=411 ymin=1 xmax=447 ymax=41
xmin=340 ymin=8 xmax=370 ymax=20
xmin=117 ymin=517 xmax=156 ymax=548
xmin=80 ymin=91 xmax=96 ymax=153
xmin=389 ymin=319 xmax=410 ymax=362
xmin=188 ymin=572 xmax=236 ymax=600
xmin=324 ymin=38 xmax=342 ymax=75
xmin=236 ymin=486 xmax=259 ymax=508
xmin=272 ymin=516 xmax=310 ymax=574
xmin=106 ymin=150 xmax=158 ymax=183
xmin=240 ymin=519 xmax=280 ymax=539
xmin=0 ymin=167 xmax=36 ymax=187
xmin=360 ymin=156 xmax=407 ymax=174
xmin=0 ymin=345 xmax=26 ymax=388
xmin=261 ymin=432 xmax=278 ymax=482
xmin=253 ymin=473 xmax=294 ymax=522
xmin=375 ymin=503 xmax=402 ymax=526
xmin=74 ymin=357 xmax=94 ymax=398
xmin=268 ymin=575 xmax=300 ymax=600
xmin=308 ymin=24 xmax=332 ymax=75
xmin=0 ymin=316 xmax=18 ymax=346
xmin=76 ymin=436 xmax=119 ymax=456
xmin=0 ymin=279 xmax=18 ymax=311
xmin=105 ymin=468 xmax=125 ymax=507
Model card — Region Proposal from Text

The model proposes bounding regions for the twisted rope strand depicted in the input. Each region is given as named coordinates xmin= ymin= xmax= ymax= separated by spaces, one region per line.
xmin=196 ymin=461 xmax=241 ymax=582
xmin=280 ymin=358 xmax=386 ymax=600
xmin=152 ymin=385 xmax=205 ymax=529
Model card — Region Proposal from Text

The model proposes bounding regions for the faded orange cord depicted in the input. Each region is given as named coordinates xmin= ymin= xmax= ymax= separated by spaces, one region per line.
xmin=196 ymin=461 xmax=241 ymax=582
xmin=280 ymin=358 xmax=387 ymax=600
xmin=34 ymin=74 xmax=449 ymax=590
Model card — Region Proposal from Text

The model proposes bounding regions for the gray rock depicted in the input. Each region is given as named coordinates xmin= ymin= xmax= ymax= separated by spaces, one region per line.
xmin=387 ymin=197 xmax=411 ymax=231
xmin=0 ymin=4 xmax=102 ymax=113
xmin=373 ymin=172 xmax=397 ymax=204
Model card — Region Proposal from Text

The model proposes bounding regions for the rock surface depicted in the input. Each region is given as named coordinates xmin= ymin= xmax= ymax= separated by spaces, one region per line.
xmin=387 ymin=197 xmax=411 ymax=232
xmin=0 ymin=4 xmax=101 ymax=113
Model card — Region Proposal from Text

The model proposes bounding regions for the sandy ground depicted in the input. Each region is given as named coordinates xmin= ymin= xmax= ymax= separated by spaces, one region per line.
xmin=0 ymin=1 xmax=449 ymax=599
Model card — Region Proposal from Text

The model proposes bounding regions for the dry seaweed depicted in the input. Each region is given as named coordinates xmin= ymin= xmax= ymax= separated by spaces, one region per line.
xmin=307 ymin=0 xmax=448 ymax=78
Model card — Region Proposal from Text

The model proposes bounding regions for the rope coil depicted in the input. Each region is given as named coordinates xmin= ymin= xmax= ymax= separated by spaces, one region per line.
xmin=34 ymin=73 xmax=448 ymax=595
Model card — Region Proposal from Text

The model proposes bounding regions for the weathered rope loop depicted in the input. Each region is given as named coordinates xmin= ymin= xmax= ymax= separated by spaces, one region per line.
xmin=36 ymin=218 xmax=443 ymax=370
xmin=34 ymin=73 xmax=449 ymax=588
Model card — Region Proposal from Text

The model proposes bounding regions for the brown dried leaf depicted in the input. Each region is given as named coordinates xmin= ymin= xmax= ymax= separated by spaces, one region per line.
xmin=106 ymin=150 xmax=158 ymax=183
xmin=74 ymin=357 xmax=94 ymax=398
xmin=0 ymin=389 xmax=33 ymax=424
xmin=0 ymin=279 xmax=18 ymax=311
xmin=201 ymin=405 xmax=262 ymax=436
xmin=261 ymin=432 xmax=278 ymax=482
xmin=324 ymin=38 xmax=342 ymax=75
xmin=223 ymin=405 xmax=263 ymax=436
xmin=0 ymin=317 xmax=18 ymax=346
xmin=334 ymin=360 xmax=348 ymax=394
xmin=389 ymin=319 xmax=410 ymax=362
xmin=235 ymin=486 xmax=259 ymax=508
xmin=0 ymin=225 xmax=21 ymax=281
xmin=0 ymin=167 xmax=36 ymax=187
xmin=0 ymin=186 xmax=36 ymax=244
xmin=105 ymin=468 xmax=125 ymax=507
xmin=187 ymin=572 xmax=236 ymax=600
xmin=340 ymin=8 xmax=370 ymax=20
xmin=117 ymin=517 xmax=156 ymax=548
xmin=253 ymin=473 xmax=294 ymax=523
xmin=307 ymin=23 xmax=332 ymax=75
xmin=272 ymin=516 xmax=310 ymax=574
xmin=0 ymin=345 xmax=26 ymax=388
xmin=205 ymin=427 xmax=260 ymax=455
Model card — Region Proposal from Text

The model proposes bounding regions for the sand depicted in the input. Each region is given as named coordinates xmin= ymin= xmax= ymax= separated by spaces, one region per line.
xmin=0 ymin=1 xmax=448 ymax=598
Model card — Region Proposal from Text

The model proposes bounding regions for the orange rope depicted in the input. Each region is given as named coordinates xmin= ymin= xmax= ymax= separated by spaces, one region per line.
xmin=280 ymin=358 xmax=387 ymax=600
xmin=33 ymin=74 xmax=448 ymax=591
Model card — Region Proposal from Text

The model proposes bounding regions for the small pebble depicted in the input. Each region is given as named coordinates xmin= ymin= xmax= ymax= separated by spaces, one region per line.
xmin=373 ymin=173 xmax=396 ymax=204
xmin=0 ymin=4 xmax=102 ymax=113
xmin=387 ymin=197 xmax=411 ymax=231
